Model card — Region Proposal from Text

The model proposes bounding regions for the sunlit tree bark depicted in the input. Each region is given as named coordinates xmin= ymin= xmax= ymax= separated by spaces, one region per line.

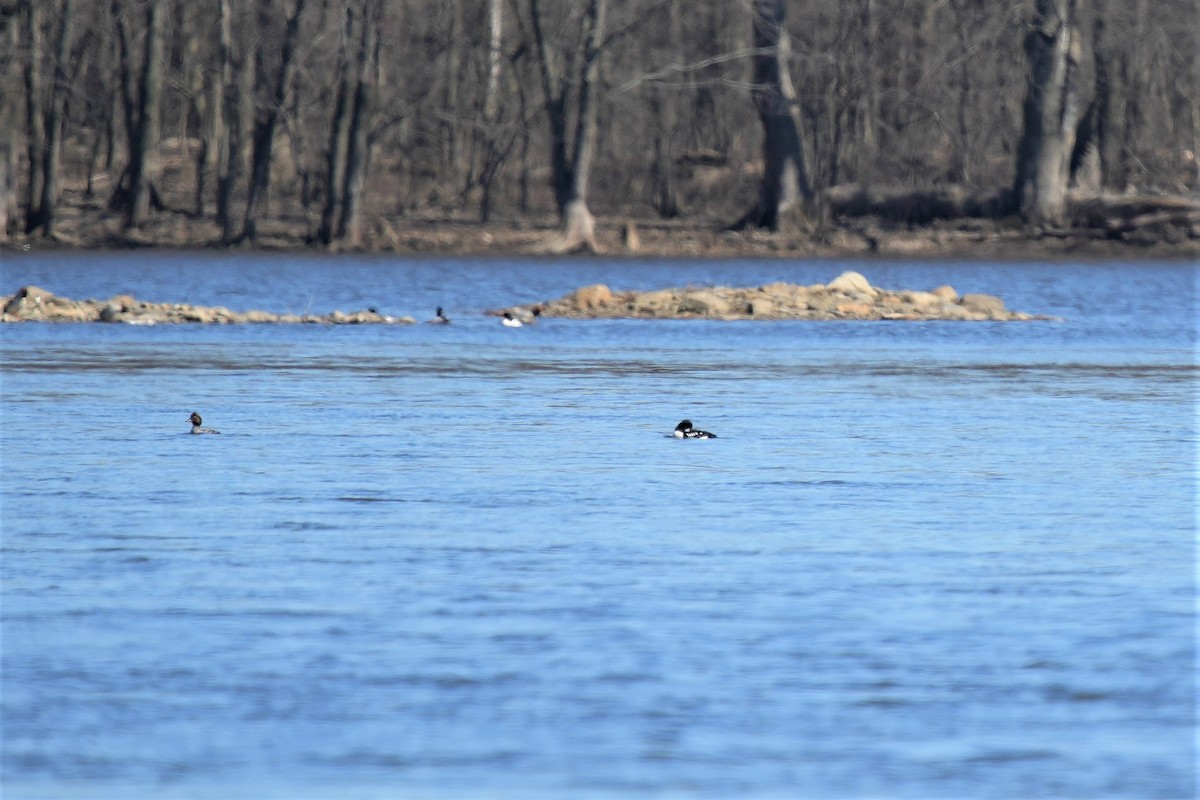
xmin=1013 ymin=0 xmax=1082 ymax=227
xmin=336 ymin=0 xmax=381 ymax=247
xmin=528 ymin=0 xmax=608 ymax=253
xmin=734 ymin=0 xmax=813 ymax=231
xmin=239 ymin=0 xmax=307 ymax=242
xmin=125 ymin=0 xmax=164 ymax=229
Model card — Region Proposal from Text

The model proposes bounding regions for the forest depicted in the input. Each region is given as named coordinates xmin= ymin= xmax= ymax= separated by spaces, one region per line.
xmin=2 ymin=0 xmax=1197 ymax=254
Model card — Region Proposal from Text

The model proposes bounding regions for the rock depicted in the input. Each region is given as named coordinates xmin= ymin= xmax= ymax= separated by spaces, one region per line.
xmin=18 ymin=285 xmax=53 ymax=301
xmin=573 ymin=284 xmax=613 ymax=311
xmin=806 ymin=292 xmax=839 ymax=313
xmin=634 ymin=289 xmax=676 ymax=313
xmin=900 ymin=290 xmax=941 ymax=310
xmin=523 ymin=272 xmax=1049 ymax=322
xmin=677 ymin=290 xmax=729 ymax=316
xmin=4 ymin=285 xmax=54 ymax=317
xmin=876 ymin=292 xmax=903 ymax=307
xmin=99 ymin=303 xmax=123 ymax=322
xmin=835 ymin=302 xmax=874 ymax=318
xmin=181 ymin=307 xmax=214 ymax=323
xmin=746 ymin=297 xmax=775 ymax=317
xmin=960 ymin=293 xmax=1006 ymax=315
xmin=936 ymin=304 xmax=978 ymax=321
xmin=827 ymin=271 xmax=874 ymax=295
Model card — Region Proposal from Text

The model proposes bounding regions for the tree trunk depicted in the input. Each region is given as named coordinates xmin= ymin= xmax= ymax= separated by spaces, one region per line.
xmin=532 ymin=0 xmax=607 ymax=254
xmin=438 ymin=0 xmax=463 ymax=194
xmin=35 ymin=0 xmax=73 ymax=237
xmin=477 ymin=0 xmax=504 ymax=223
xmin=1 ymin=10 xmax=18 ymax=238
xmin=239 ymin=0 xmax=307 ymax=242
xmin=22 ymin=0 xmax=45 ymax=232
xmin=125 ymin=0 xmax=165 ymax=228
xmin=214 ymin=0 xmax=246 ymax=241
xmin=733 ymin=0 xmax=813 ymax=231
xmin=649 ymin=0 xmax=682 ymax=219
xmin=317 ymin=4 xmax=354 ymax=245
xmin=527 ymin=0 xmax=572 ymax=216
xmin=337 ymin=0 xmax=381 ymax=247
xmin=1013 ymin=0 xmax=1082 ymax=227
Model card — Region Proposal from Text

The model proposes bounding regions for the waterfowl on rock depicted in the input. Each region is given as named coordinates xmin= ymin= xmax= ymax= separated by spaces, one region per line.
xmin=673 ymin=419 xmax=716 ymax=439
xmin=189 ymin=412 xmax=220 ymax=435
xmin=501 ymin=311 xmax=523 ymax=328
xmin=427 ymin=306 xmax=451 ymax=324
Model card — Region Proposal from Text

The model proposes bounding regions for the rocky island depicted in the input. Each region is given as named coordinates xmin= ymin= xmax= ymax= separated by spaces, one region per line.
xmin=507 ymin=271 xmax=1053 ymax=322
xmin=3 ymin=271 xmax=1051 ymax=325
xmin=0 ymin=268 xmax=1051 ymax=326
xmin=1 ymin=285 xmax=414 ymax=325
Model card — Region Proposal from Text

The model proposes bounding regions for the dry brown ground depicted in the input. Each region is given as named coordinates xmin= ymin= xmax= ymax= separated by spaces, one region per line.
xmin=4 ymin=185 xmax=1198 ymax=262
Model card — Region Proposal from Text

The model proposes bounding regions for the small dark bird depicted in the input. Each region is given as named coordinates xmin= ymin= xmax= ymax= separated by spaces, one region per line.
xmin=189 ymin=412 xmax=220 ymax=435
xmin=428 ymin=306 xmax=451 ymax=324
xmin=674 ymin=419 xmax=716 ymax=439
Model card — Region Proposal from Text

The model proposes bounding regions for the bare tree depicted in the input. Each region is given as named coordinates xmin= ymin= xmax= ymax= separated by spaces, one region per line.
xmin=239 ymin=0 xmax=308 ymax=242
xmin=337 ymin=0 xmax=381 ymax=246
xmin=734 ymin=0 xmax=813 ymax=231
xmin=528 ymin=0 xmax=609 ymax=252
xmin=476 ymin=0 xmax=507 ymax=223
xmin=33 ymin=0 xmax=73 ymax=237
xmin=214 ymin=0 xmax=250 ymax=242
xmin=1013 ymin=0 xmax=1083 ymax=226
xmin=316 ymin=0 xmax=382 ymax=248
xmin=125 ymin=0 xmax=165 ymax=229
xmin=21 ymin=0 xmax=45 ymax=232
xmin=0 ymin=3 xmax=19 ymax=238
xmin=4 ymin=0 xmax=1195 ymax=247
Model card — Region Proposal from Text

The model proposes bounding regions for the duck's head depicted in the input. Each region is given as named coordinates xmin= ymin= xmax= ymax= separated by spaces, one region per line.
xmin=189 ymin=412 xmax=203 ymax=426
xmin=675 ymin=420 xmax=693 ymax=432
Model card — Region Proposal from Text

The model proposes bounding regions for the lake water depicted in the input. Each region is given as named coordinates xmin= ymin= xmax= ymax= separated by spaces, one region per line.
xmin=0 ymin=252 xmax=1195 ymax=800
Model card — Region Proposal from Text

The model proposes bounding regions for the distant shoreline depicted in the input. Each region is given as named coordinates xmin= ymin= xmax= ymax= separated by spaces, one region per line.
xmin=4 ymin=198 xmax=1197 ymax=263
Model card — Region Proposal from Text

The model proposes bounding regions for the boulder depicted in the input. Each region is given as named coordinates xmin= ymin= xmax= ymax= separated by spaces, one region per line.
xmin=4 ymin=285 xmax=55 ymax=317
xmin=746 ymin=297 xmax=776 ymax=317
xmin=573 ymin=284 xmax=613 ymax=311
xmin=99 ymin=303 xmax=123 ymax=322
xmin=931 ymin=285 xmax=959 ymax=302
xmin=806 ymin=292 xmax=839 ymax=313
xmin=835 ymin=302 xmax=874 ymax=318
xmin=900 ymin=290 xmax=941 ymax=310
xmin=827 ymin=271 xmax=874 ymax=296
xmin=180 ymin=307 xmax=215 ymax=323
xmin=677 ymin=290 xmax=729 ymax=316
xmin=960 ymin=293 xmax=1006 ymax=315
xmin=634 ymin=289 xmax=676 ymax=314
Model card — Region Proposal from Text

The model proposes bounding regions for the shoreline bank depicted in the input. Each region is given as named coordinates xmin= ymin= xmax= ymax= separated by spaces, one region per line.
xmin=3 ymin=202 xmax=1197 ymax=262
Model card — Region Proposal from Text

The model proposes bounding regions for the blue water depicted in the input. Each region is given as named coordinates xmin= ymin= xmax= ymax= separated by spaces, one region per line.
xmin=1 ymin=252 xmax=1196 ymax=799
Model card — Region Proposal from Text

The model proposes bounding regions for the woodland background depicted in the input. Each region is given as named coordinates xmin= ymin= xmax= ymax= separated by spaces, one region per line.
xmin=2 ymin=0 xmax=1197 ymax=252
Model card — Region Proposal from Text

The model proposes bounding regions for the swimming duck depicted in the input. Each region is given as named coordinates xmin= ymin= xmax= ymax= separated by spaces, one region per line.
xmin=427 ymin=307 xmax=451 ymax=324
xmin=674 ymin=419 xmax=716 ymax=439
xmin=501 ymin=311 xmax=523 ymax=328
xmin=189 ymin=412 xmax=220 ymax=435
